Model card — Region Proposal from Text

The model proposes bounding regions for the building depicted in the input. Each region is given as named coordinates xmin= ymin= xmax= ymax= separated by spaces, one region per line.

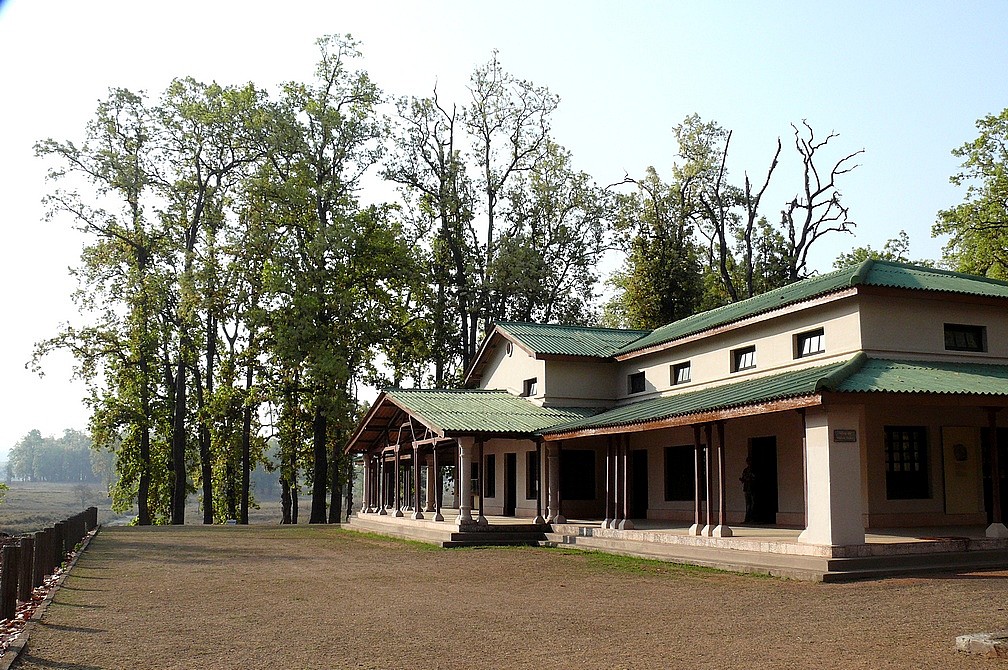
xmin=345 ymin=260 xmax=1008 ymax=578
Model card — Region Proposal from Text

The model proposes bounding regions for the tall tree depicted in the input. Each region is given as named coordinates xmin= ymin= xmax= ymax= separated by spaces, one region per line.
xmin=934 ymin=108 xmax=1008 ymax=278
xmin=265 ymin=35 xmax=413 ymax=523
xmin=34 ymin=88 xmax=170 ymax=524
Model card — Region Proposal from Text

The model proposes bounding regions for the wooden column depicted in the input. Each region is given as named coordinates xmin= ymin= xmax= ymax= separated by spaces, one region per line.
xmin=0 ymin=544 xmax=16 ymax=621
xmin=377 ymin=454 xmax=387 ymax=515
xmin=703 ymin=423 xmax=713 ymax=536
xmin=433 ymin=445 xmax=444 ymax=522
xmin=393 ymin=446 xmax=404 ymax=517
xmin=987 ymin=408 xmax=1008 ymax=537
xmin=425 ymin=452 xmax=436 ymax=512
xmin=603 ymin=436 xmax=613 ymax=529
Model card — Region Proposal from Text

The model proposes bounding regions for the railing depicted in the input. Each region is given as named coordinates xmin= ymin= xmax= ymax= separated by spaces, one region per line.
xmin=0 ymin=506 xmax=99 ymax=620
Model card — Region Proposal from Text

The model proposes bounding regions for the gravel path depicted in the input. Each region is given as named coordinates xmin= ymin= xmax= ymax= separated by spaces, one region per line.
xmin=11 ymin=525 xmax=1008 ymax=669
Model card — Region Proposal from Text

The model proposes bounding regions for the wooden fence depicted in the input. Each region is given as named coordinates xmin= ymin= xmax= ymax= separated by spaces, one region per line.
xmin=0 ymin=507 xmax=98 ymax=620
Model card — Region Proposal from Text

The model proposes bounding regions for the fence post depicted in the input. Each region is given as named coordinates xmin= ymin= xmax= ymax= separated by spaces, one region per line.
xmin=0 ymin=543 xmax=19 ymax=620
xmin=53 ymin=522 xmax=65 ymax=568
xmin=17 ymin=537 xmax=33 ymax=602
xmin=32 ymin=531 xmax=45 ymax=588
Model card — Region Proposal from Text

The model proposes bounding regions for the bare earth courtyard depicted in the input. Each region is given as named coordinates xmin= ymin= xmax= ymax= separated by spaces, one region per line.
xmin=11 ymin=526 xmax=1008 ymax=669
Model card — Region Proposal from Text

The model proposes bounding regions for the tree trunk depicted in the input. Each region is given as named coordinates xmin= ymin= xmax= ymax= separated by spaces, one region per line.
xmin=328 ymin=444 xmax=341 ymax=524
xmin=240 ymin=361 xmax=252 ymax=524
xmin=280 ymin=476 xmax=291 ymax=524
xmin=343 ymin=458 xmax=354 ymax=523
xmin=170 ymin=360 xmax=187 ymax=525
xmin=309 ymin=404 xmax=328 ymax=523
xmin=200 ymin=313 xmax=216 ymax=524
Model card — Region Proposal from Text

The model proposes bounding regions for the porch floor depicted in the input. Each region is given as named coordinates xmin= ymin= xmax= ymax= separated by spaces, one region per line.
xmin=348 ymin=508 xmax=1008 ymax=581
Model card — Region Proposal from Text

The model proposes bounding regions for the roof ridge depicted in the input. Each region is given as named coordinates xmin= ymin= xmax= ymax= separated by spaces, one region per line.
xmin=496 ymin=321 xmax=650 ymax=334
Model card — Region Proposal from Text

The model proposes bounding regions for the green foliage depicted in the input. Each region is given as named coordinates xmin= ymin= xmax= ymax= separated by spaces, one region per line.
xmin=833 ymin=230 xmax=935 ymax=268
xmin=934 ymin=108 xmax=1008 ymax=278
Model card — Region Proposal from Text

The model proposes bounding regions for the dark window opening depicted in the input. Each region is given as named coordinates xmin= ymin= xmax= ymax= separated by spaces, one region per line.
xmin=885 ymin=426 xmax=929 ymax=499
xmin=628 ymin=371 xmax=646 ymax=394
xmin=732 ymin=345 xmax=756 ymax=372
xmin=672 ymin=362 xmax=691 ymax=385
xmin=560 ymin=449 xmax=596 ymax=500
xmin=664 ymin=445 xmax=703 ymax=501
xmin=944 ymin=323 xmax=986 ymax=352
xmin=526 ymin=450 xmax=538 ymax=500
xmin=796 ymin=328 xmax=825 ymax=358
xmin=522 ymin=377 xmax=538 ymax=397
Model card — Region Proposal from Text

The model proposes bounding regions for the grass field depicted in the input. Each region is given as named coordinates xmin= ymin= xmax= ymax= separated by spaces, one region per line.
xmin=11 ymin=525 xmax=1008 ymax=669
xmin=0 ymin=482 xmax=319 ymax=535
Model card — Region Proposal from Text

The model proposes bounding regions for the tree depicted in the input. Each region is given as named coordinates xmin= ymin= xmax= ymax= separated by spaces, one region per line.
xmin=610 ymin=115 xmax=862 ymax=325
xmin=34 ymin=88 xmax=170 ymax=523
xmin=934 ymin=108 xmax=1008 ymax=278
xmin=264 ymin=35 xmax=414 ymax=523
xmin=605 ymin=167 xmax=704 ymax=329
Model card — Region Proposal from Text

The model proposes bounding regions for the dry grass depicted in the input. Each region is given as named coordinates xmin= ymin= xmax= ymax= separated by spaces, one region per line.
xmin=0 ymin=482 xmax=316 ymax=535
xmin=12 ymin=525 xmax=1008 ymax=669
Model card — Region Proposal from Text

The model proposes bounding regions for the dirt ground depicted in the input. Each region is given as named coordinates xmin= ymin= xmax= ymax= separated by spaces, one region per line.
xmin=11 ymin=526 xmax=1008 ymax=670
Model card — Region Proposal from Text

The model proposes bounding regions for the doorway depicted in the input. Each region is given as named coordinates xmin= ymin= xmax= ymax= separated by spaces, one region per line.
xmin=504 ymin=453 xmax=517 ymax=516
xmin=630 ymin=449 xmax=649 ymax=519
xmin=749 ymin=436 xmax=778 ymax=524
xmin=981 ymin=427 xmax=1008 ymax=524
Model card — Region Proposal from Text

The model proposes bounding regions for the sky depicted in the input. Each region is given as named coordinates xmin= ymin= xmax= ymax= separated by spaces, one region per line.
xmin=0 ymin=1 xmax=1006 ymax=458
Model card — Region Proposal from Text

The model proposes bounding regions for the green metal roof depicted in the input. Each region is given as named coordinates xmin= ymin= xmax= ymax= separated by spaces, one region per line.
xmin=496 ymin=322 xmax=650 ymax=358
xmin=830 ymin=356 xmax=1008 ymax=395
xmin=615 ymin=259 xmax=1008 ymax=357
xmin=542 ymin=360 xmax=848 ymax=435
xmin=541 ymin=356 xmax=1008 ymax=435
xmin=386 ymin=389 xmax=594 ymax=435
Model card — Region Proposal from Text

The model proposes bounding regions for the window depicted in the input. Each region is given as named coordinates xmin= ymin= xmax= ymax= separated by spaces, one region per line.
xmin=944 ymin=323 xmax=986 ymax=352
xmin=795 ymin=328 xmax=825 ymax=358
xmin=628 ymin=371 xmax=646 ymax=394
xmin=522 ymin=377 xmax=538 ymax=397
xmin=671 ymin=362 xmax=691 ymax=385
xmin=559 ymin=449 xmax=596 ymax=500
xmin=664 ymin=445 xmax=704 ymax=501
xmin=484 ymin=454 xmax=496 ymax=498
xmin=731 ymin=345 xmax=756 ymax=372
xmin=884 ymin=426 xmax=929 ymax=500
xmin=526 ymin=451 xmax=538 ymax=500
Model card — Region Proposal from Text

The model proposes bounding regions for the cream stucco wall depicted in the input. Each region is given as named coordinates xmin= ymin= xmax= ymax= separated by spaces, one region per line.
xmin=859 ymin=291 xmax=1008 ymax=362
xmin=615 ymin=297 xmax=862 ymax=406
xmin=478 ymin=342 xmax=545 ymax=399
xmin=861 ymin=402 xmax=988 ymax=527
xmin=544 ymin=359 xmax=619 ymax=407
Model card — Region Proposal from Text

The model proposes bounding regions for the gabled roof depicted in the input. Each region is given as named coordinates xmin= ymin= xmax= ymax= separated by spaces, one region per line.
xmin=541 ymin=355 xmax=1008 ymax=438
xmin=615 ymin=259 xmax=1008 ymax=357
xmin=464 ymin=321 xmax=648 ymax=385
xmin=495 ymin=322 xmax=649 ymax=357
xmin=344 ymin=388 xmax=594 ymax=453
xmin=384 ymin=389 xmax=593 ymax=433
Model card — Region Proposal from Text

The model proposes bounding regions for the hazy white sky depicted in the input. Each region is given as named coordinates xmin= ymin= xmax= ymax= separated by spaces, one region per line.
xmin=0 ymin=0 xmax=1005 ymax=456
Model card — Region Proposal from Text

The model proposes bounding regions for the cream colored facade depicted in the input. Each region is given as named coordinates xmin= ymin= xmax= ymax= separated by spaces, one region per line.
xmin=465 ymin=284 xmax=1008 ymax=545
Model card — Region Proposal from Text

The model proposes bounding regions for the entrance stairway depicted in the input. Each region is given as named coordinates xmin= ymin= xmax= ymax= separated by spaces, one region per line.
xmin=348 ymin=513 xmax=548 ymax=547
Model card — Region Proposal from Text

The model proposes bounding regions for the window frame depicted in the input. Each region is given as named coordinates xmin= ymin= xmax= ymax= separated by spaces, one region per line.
xmin=671 ymin=361 xmax=691 ymax=385
xmin=731 ymin=345 xmax=756 ymax=373
xmin=795 ymin=328 xmax=825 ymax=358
xmin=884 ymin=425 xmax=930 ymax=500
xmin=944 ymin=323 xmax=987 ymax=353
xmin=521 ymin=377 xmax=538 ymax=397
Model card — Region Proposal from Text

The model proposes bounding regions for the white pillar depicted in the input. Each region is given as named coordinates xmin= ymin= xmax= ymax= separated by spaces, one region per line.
xmin=618 ymin=436 xmax=634 ymax=530
xmin=712 ymin=421 xmax=732 ymax=538
xmin=602 ymin=437 xmax=613 ymax=529
xmin=393 ymin=446 xmax=404 ymax=517
xmin=456 ymin=439 xmax=474 ymax=524
xmin=798 ymin=406 xmax=866 ymax=546
xmin=547 ymin=442 xmax=566 ymax=524
xmin=411 ymin=446 xmax=424 ymax=520
xmin=377 ymin=455 xmax=387 ymax=515
xmin=361 ymin=455 xmax=370 ymax=514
